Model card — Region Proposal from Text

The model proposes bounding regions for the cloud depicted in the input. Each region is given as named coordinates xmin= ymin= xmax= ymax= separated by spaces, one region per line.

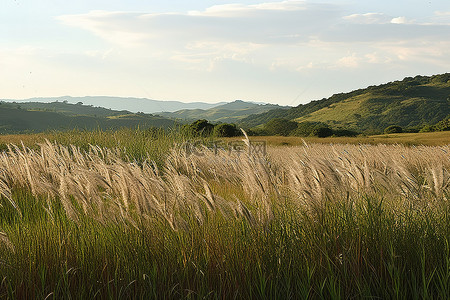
xmin=188 ymin=1 xmax=308 ymax=16
xmin=435 ymin=11 xmax=450 ymax=17
xmin=335 ymin=54 xmax=360 ymax=68
xmin=390 ymin=16 xmax=409 ymax=24
xmin=343 ymin=13 xmax=412 ymax=25
xmin=432 ymin=11 xmax=450 ymax=24
xmin=57 ymin=2 xmax=341 ymax=47
xmin=435 ymin=11 xmax=450 ymax=16
xmin=57 ymin=2 xmax=450 ymax=47
xmin=52 ymin=1 xmax=450 ymax=101
xmin=343 ymin=13 xmax=391 ymax=24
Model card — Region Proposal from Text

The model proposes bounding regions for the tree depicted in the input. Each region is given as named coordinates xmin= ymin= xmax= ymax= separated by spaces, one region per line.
xmin=290 ymin=121 xmax=324 ymax=137
xmin=264 ymin=118 xmax=298 ymax=136
xmin=419 ymin=124 xmax=434 ymax=133
xmin=185 ymin=119 xmax=214 ymax=136
xmin=213 ymin=123 xmax=240 ymax=137
xmin=434 ymin=118 xmax=450 ymax=131
xmin=311 ymin=126 xmax=333 ymax=137
xmin=384 ymin=125 xmax=403 ymax=134
xmin=333 ymin=129 xmax=358 ymax=137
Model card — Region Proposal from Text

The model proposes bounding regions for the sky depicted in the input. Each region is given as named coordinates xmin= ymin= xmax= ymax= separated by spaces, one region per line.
xmin=1 ymin=0 xmax=449 ymax=106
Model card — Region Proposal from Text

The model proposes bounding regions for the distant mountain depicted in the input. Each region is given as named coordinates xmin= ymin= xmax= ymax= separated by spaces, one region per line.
xmin=0 ymin=101 xmax=178 ymax=134
xmin=158 ymin=100 xmax=289 ymax=123
xmin=240 ymin=73 xmax=450 ymax=133
xmin=3 ymin=96 xmax=225 ymax=114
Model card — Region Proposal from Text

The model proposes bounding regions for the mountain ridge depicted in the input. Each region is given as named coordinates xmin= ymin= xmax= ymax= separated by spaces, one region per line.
xmin=158 ymin=100 xmax=289 ymax=123
xmin=2 ymin=96 xmax=226 ymax=114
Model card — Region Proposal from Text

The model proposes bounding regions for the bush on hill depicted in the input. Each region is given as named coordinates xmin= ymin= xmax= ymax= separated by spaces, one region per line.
xmin=333 ymin=129 xmax=359 ymax=137
xmin=434 ymin=117 xmax=450 ymax=131
xmin=264 ymin=118 xmax=298 ymax=136
xmin=384 ymin=125 xmax=403 ymax=134
xmin=290 ymin=121 xmax=322 ymax=137
xmin=183 ymin=120 xmax=243 ymax=137
xmin=311 ymin=126 xmax=333 ymax=137
xmin=213 ymin=123 xmax=241 ymax=137
xmin=183 ymin=119 xmax=214 ymax=136
xmin=289 ymin=121 xmax=357 ymax=137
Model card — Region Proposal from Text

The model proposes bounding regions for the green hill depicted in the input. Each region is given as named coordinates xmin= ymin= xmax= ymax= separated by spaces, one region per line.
xmin=240 ymin=73 xmax=450 ymax=133
xmin=0 ymin=102 xmax=178 ymax=134
xmin=158 ymin=100 xmax=288 ymax=123
xmin=4 ymin=96 xmax=224 ymax=113
xmin=2 ymin=101 xmax=130 ymax=117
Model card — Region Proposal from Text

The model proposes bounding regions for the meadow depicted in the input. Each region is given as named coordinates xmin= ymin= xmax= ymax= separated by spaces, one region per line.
xmin=0 ymin=129 xmax=449 ymax=298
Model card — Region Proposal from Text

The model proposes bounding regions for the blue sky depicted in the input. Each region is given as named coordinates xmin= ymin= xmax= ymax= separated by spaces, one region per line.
xmin=1 ymin=0 xmax=449 ymax=106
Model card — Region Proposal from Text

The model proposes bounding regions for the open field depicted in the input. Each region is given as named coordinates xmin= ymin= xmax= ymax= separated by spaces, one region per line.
xmin=0 ymin=129 xmax=449 ymax=298
xmin=1 ymin=130 xmax=448 ymax=152
xmin=224 ymin=131 xmax=450 ymax=147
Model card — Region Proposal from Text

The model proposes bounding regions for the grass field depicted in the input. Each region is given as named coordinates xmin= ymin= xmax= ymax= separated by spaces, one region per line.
xmin=1 ymin=130 xmax=448 ymax=149
xmin=224 ymin=130 xmax=450 ymax=147
xmin=0 ymin=129 xmax=449 ymax=298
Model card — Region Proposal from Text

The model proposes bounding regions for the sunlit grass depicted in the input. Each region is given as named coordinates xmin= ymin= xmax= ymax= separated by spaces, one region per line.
xmin=221 ymin=130 xmax=450 ymax=147
xmin=0 ymin=127 xmax=190 ymax=166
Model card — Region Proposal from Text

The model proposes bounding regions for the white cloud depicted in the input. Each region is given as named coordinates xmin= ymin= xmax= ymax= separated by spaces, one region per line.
xmin=364 ymin=52 xmax=392 ymax=64
xmin=432 ymin=11 xmax=450 ymax=25
xmin=391 ymin=16 xmax=409 ymax=24
xmin=188 ymin=1 xmax=307 ymax=16
xmin=435 ymin=11 xmax=450 ymax=16
xmin=335 ymin=54 xmax=360 ymax=68
xmin=343 ymin=13 xmax=413 ymax=25
xmin=343 ymin=13 xmax=391 ymax=24
xmin=376 ymin=41 xmax=450 ymax=65
xmin=57 ymin=3 xmax=341 ymax=48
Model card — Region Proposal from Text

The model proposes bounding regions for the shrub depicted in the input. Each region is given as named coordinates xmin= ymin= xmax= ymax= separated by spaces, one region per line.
xmin=213 ymin=123 xmax=240 ymax=137
xmin=434 ymin=118 xmax=450 ymax=131
xmin=384 ymin=125 xmax=403 ymax=134
xmin=290 ymin=121 xmax=321 ymax=137
xmin=419 ymin=124 xmax=434 ymax=133
xmin=184 ymin=119 xmax=214 ymax=136
xmin=264 ymin=118 xmax=298 ymax=136
xmin=333 ymin=129 xmax=359 ymax=137
xmin=311 ymin=126 xmax=333 ymax=137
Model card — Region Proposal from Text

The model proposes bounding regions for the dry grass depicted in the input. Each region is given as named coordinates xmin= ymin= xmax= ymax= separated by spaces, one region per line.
xmin=0 ymin=132 xmax=449 ymax=298
xmin=0 ymin=137 xmax=448 ymax=231
xmin=1 ymin=130 xmax=448 ymax=152
xmin=269 ymin=143 xmax=449 ymax=213
xmin=221 ymin=131 xmax=450 ymax=147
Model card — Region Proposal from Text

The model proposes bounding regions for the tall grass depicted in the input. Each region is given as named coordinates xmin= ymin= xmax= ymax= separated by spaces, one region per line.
xmin=0 ymin=127 xmax=192 ymax=167
xmin=0 ymin=134 xmax=449 ymax=298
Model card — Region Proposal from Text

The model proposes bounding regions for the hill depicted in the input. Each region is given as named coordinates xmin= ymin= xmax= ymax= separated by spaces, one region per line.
xmin=3 ymin=101 xmax=129 ymax=117
xmin=0 ymin=102 xmax=177 ymax=134
xmin=240 ymin=73 xmax=450 ymax=133
xmin=158 ymin=100 xmax=288 ymax=123
xmin=3 ymin=96 xmax=224 ymax=114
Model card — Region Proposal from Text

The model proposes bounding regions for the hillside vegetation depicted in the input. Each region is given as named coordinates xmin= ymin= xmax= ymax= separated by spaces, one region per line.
xmin=3 ymin=96 xmax=223 ymax=113
xmin=6 ymin=101 xmax=128 ymax=117
xmin=240 ymin=73 xmax=450 ymax=133
xmin=0 ymin=101 xmax=178 ymax=134
xmin=158 ymin=100 xmax=288 ymax=123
